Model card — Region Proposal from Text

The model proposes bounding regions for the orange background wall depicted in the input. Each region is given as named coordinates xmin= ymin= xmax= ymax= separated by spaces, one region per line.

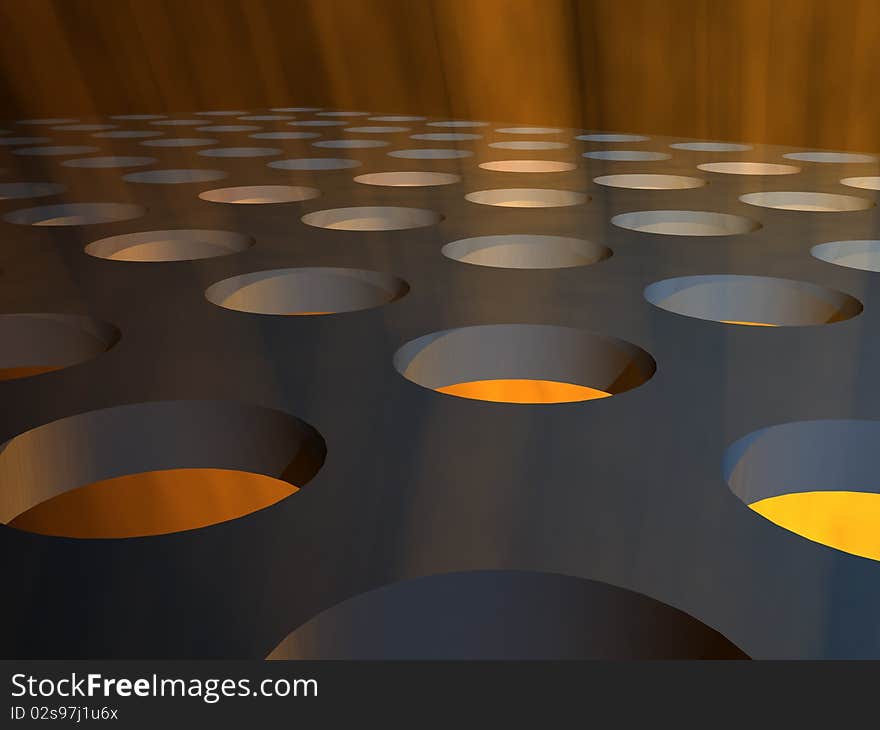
xmin=1 ymin=0 xmax=878 ymax=151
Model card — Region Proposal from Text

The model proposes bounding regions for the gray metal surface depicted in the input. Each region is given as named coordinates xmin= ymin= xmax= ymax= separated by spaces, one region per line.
xmin=2 ymin=111 xmax=880 ymax=658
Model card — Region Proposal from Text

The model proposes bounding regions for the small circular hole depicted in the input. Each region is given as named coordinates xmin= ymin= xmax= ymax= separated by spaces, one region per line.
xmin=697 ymin=162 xmax=800 ymax=176
xmin=739 ymin=191 xmax=873 ymax=212
xmin=302 ymin=206 xmax=441 ymax=231
xmin=198 ymin=147 xmax=281 ymax=158
xmin=583 ymin=150 xmax=670 ymax=161
xmin=576 ymin=133 xmax=649 ymax=142
xmin=122 ymin=169 xmax=228 ymax=184
xmin=199 ymin=185 xmax=320 ymax=204
xmin=478 ymin=160 xmax=576 ymax=173
xmin=85 ymin=229 xmax=252 ymax=262
xmin=811 ymin=240 xmax=880 ymax=272
xmin=269 ymin=158 xmax=361 ymax=170
xmin=5 ymin=202 xmax=146 ymax=226
xmin=593 ymin=173 xmax=706 ymax=190
xmin=612 ymin=209 xmax=760 ymax=236
xmin=0 ymin=182 xmax=65 ymax=200
xmin=490 ymin=141 xmax=568 ymax=150
xmin=442 ymin=234 xmax=610 ymax=270
xmin=354 ymin=171 xmax=460 ymax=187
xmin=465 ymin=188 xmax=587 ymax=208
xmin=389 ymin=148 xmax=472 ymax=159
xmin=63 ymin=156 xmax=156 ymax=169
xmin=669 ymin=141 xmax=752 ymax=152
xmin=784 ymin=151 xmax=876 ymax=163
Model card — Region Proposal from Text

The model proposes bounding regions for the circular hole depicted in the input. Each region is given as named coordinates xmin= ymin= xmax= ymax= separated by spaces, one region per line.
xmin=811 ymin=239 xmax=880 ymax=272
xmin=92 ymin=130 xmax=164 ymax=139
xmin=388 ymin=148 xmax=472 ymax=159
xmin=194 ymin=110 xmax=248 ymax=116
xmin=594 ymin=173 xmax=706 ymax=190
xmin=739 ymin=191 xmax=873 ymax=212
xmin=724 ymin=420 xmax=880 ymax=562
xmin=427 ymin=120 xmax=488 ymax=128
xmin=841 ymin=176 xmax=880 ymax=191
xmin=5 ymin=202 xmax=146 ymax=226
xmin=85 ymin=229 xmax=252 ymax=262
xmin=0 ymin=137 xmax=51 ymax=146
xmin=465 ymin=188 xmax=587 ymax=208
xmin=122 ymin=168 xmax=227 ymax=184
xmin=251 ymin=131 xmax=320 ymax=140
xmin=697 ymin=161 xmax=800 ymax=176
xmin=198 ymin=146 xmax=281 ymax=158
xmin=344 ymin=125 xmax=409 ymax=133
xmin=63 ymin=156 xmax=156 ymax=169
xmin=199 ymin=185 xmax=320 ymax=204
xmin=195 ymin=125 xmax=261 ymax=133
xmin=410 ymin=132 xmax=482 ymax=141
xmin=14 ymin=145 xmax=99 ymax=157
xmin=669 ymin=141 xmax=752 ymax=152
xmin=612 ymin=210 xmax=760 ymax=236
xmin=269 ymin=157 xmax=361 ymax=170
xmin=0 ymin=400 xmax=325 ymax=539
xmin=267 ymin=570 xmax=747 ymax=659
xmin=394 ymin=324 xmax=655 ymax=404
xmin=784 ymin=151 xmax=876 ymax=163
xmin=150 ymin=119 xmax=203 ymax=126
xmin=312 ymin=139 xmax=389 ymax=149
xmin=644 ymin=274 xmax=862 ymax=326
xmin=302 ymin=206 xmax=441 ymax=231
xmin=316 ymin=111 xmax=369 ymax=117
xmin=111 ymin=114 xmax=166 ymax=121
xmin=0 ymin=313 xmax=119 ymax=381
xmin=272 ymin=107 xmax=321 ymax=112
xmin=238 ymin=115 xmax=294 ymax=121
xmin=442 ymin=234 xmax=610 ymax=270
xmin=51 ymin=123 xmax=117 ymax=132
xmin=495 ymin=126 xmax=563 ymax=134
xmin=478 ymin=159 xmax=576 ymax=173
xmin=140 ymin=138 xmax=218 ymax=147
xmin=0 ymin=182 xmax=65 ymax=200
xmin=206 ymin=267 xmax=408 ymax=315
xmin=353 ymin=171 xmax=460 ymax=187
xmin=576 ymin=133 xmax=649 ymax=142
xmin=288 ymin=120 xmax=347 ymax=127
xmin=489 ymin=140 xmax=568 ymax=150
xmin=583 ymin=150 xmax=670 ymax=161
xmin=18 ymin=118 xmax=78 ymax=125
xmin=369 ymin=115 xmax=426 ymax=122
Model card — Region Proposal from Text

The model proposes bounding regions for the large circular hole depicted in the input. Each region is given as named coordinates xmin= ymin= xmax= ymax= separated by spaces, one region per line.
xmin=576 ymin=133 xmax=649 ymax=142
xmin=5 ymin=202 xmax=145 ymax=226
xmin=14 ymin=145 xmax=99 ymax=157
xmin=442 ymin=234 xmax=610 ymax=270
xmin=302 ymin=206 xmax=441 ymax=231
xmin=388 ymin=148 xmax=472 ymax=159
xmin=784 ymin=151 xmax=876 ymax=163
xmin=313 ymin=139 xmax=389 ymax=149
xmin=267 ymin=571 xmax=746 ymax=659
xmin=205 ymin=267 xmax=408 ymax=315
xmin=669 ymin=141 xmax=752 ymax=152
xmin=394 ymin=324 xmax=655 ymax=404
xmin=198 ymin=147 xmax=281 ymax=158
xmin=410 ymin=132 xmax=481 ymax=141
xmin=583 ymin=150 xmax=670 ymax=161
xmin=612 ymin=210 xmax=760 ymax=236
xmin=478 ymin=160 xmax=576 ymax=173
xmin=697 ymin=162 xmax=800 ymax=176
xmin=739 ymin=191 xmax=873 ymax=212
xmin=594 ymin=173 xmax=706 ymax=190
xmin=63 ymin=156 xmax=156 ymax=169
xmin=811 ymin=240 xmax=880 ymax=272
xmin=122 ymin=169 xmax=228 ymax=184
xmin=198 ymin=185 xmax=320 ymax=204
xmin=0 ymin=400 xmax=325 ymax=539
xmin=724 ymin=420 xmax=880 ymax=562
xmin=85 ymin=229 xmax=252 ymax=262
xmin=0 ymin=182 xmax=65 ymax=200
xmin=141 ymin=138 xmax=218 ymax=148
xmin=489 ymin=141 xmax=568 ymax=150
xmin=353 ymin=171 xmax=460 ymax=187
xmin=0 ymin=313 xmax=119 ymax=381
xmin=465 ymin=188 xmax=587 ymax=208
xmin=269 ymin=158 xmax=361 ymax=170
xmin=644 ymin=274 xmax=862 ymax=326
xmin=840 ymin=176 xmax=880 ymax=191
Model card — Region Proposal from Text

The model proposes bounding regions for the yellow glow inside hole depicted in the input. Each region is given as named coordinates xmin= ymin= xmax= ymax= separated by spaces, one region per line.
xmin=750 ymin=490 xmax=880 ymax=561
xmin=435 ymin=378 xmax=611 ymax=404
